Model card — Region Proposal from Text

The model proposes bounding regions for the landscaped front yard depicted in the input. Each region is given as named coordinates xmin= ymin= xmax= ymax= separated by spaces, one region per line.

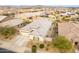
xmin=26 ymin=36 xmax=75 ymax=53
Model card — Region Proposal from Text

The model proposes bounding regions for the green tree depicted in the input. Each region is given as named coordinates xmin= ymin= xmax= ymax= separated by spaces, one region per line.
xmin=53 ymin=21 xmax=58 ymax=38
xmin=52 ymin=36 xmax=73 ymax=52
xmin=0 ymin=26 xmax=17 ymax=38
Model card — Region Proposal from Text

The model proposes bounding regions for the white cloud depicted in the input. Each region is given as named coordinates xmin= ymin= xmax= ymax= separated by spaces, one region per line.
xmin=0 ymin=0 xmax=79 ymax=5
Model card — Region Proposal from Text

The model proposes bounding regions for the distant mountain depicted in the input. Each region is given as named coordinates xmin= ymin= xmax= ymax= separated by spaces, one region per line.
xmin=0 ymin=5 xmax=79 ymax=8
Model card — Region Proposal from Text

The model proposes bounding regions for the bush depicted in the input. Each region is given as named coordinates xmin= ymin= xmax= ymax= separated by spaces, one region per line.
xmin=52 ymin=36 xmax=73 ymax=52
xmin=39 ymin=44 xmax=44 ymax=49
xmin=32 ymin=45 xmax=37 ymax=53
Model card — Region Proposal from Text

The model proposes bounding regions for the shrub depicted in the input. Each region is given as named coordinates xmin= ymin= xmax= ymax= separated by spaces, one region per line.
xmin=32 ymin=45 xmax=37 ymax=53
xmin=39 ymin=44 xmax=44 ymax=49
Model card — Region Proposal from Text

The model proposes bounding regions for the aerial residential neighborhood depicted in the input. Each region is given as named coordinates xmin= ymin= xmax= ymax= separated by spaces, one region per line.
xmin=0 ymin=6 xmax=79 ymax=53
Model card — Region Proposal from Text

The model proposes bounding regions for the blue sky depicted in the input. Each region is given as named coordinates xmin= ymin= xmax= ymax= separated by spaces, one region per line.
xmin=0 ymin=0 xmax=79 ymax=6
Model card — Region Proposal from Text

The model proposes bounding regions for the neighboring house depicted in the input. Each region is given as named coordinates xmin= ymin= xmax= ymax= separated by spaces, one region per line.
xmin=20 ymin=18 xmax=52 ymax=41
xmin=15 ymin=11 xmax=45 ymax=20
xmin=0 ymin=19 xmax=24 ymax=27
xmin=0 ymin=15 xmax=7 ymax=22
xmin=58 ymin=21 xmax=79 ymax=43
